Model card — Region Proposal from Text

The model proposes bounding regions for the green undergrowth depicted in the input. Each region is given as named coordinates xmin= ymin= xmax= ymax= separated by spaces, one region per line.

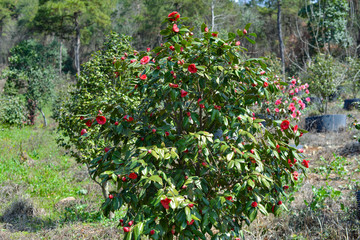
xmin=0 ymin=110 xmax=124 ymax=236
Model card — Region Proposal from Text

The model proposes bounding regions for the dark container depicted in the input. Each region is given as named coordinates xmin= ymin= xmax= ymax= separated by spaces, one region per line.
xmin=343 ymin=98 xmax=360 ymax=110
xmin=305 ymin=114 xmax=346 ymax=132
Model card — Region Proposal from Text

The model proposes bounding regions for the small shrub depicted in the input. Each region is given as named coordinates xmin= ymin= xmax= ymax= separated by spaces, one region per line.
xmin=0 ymin=95 xmax=26 ymax=126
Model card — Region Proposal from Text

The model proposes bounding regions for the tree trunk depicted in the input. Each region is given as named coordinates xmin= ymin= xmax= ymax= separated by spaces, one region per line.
xmin=59 ymin=39 xmax=62 ymax=76
xmin=74 ymin=11 xmax=81 ymax=78
xmin=277 ymin=0 xmax=285 ymax=81
xmin=211 ymin=0 xmax=215 ymax=31
xmin=38 ymin=107 xmax=47 ymax=127
xmin=101 ymin=181 xmax=114 ymax=219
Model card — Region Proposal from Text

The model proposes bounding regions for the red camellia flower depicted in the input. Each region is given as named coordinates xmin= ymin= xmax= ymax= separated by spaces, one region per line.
xmin=152 ymin=128 xmax=156 ymax=133
xmin=188 ymin=203 xmax=194 ymax=208
xmin=122 ymin=176 xmax=127 ymax=182
xmin=202 ymin=162 xmax=207 ymax=167
xmin=172 ymin=24 xmax=179 ymax=33
xmin=86 ymin=120 xmax=92 ymax=127
xmin=212 ymin=33 xmax=218 ymax=37
xmin=128 ymin=220 xmax=134 ymax=226
xmin=161 ymin=198 xmax=172 ymax=209
xmin=140 ymin=56 xmax=150 ymax=65
xmin=80 ymin=129 xmax=87 ymax=136
xmin=109 ymin=194 xmax=114 ymax=199
xmin=139 ymin=74 xmax=147 ymax=80
xmin=214 ymin=105 xmax=221 ymax=110
xmin=147 ymin=47 xmax=151 ymax=52
xmin=186 ymin=112 xmax=191 ymax=117
xmin=80 ymin=116 xmax=84 ymax=120
xmin=188 ymin=64 xmax=197 ymax=73
xmin=283 ymin=185 xmax=289 ymax=190
xmin=251 ymin=201 xmax=258 ymax=207
xmin=243 ymin=29 xmax=247 ymax=35
xmin=169 ymin=45 xmax=175 ymax=51
xmin=187 ymin=219 xmax=195 ymax=225
xmin=96 ymin=116 xmax=106 ymax=125
xmin=180 ymin=89 xmax=188 ymax=97
xmin=129 ymin=172 xmax=138 ymax=179
xmin=104 ymin=147 xmax=110 ymax=153
xmin=171 ymin=229 xmax=175 ymax=235
xmin=123 ymin=227 xmax=130 ymax=232
xmin=114 ymin=121 xmax=119 ymax=126
xmin=168 ymin=11 xmax=180 ymax=21
xmin=293 ymin=171 xmax=299 ymax=180
xmin=199 ymin=104 xmax=205 ymax=109
xmin=280 ymin=120 xmax=290 ymax=130
xmin=204 ymin=27 xmax=209 ymax=32
xmin=263 ymin=82 xmax=268 ymax=87
xmin=169 ymin=83 xmax=179 ymax=88
xmin=165 ymin=131 xmax=170 ymax=136
xmin=150 ymin=229 xmax=155 ymax=235
xmin=277 ymin=201 xmax=282 ymax=205
xmin=302 ymin=159 xmax=310 ymax=168
xmin=126 ymin=116 xmax=134 ymax=122
xmin=293 ymin=125 xmax=298 ymax=132
xmin=226 ymin=196 xmax=233 ymax=201
xmin=130 ymin=59 xmax=136 ymax=63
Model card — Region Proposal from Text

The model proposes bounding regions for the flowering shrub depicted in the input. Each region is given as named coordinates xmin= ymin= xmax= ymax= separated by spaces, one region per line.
xmin=55 ymin=33 xmax=146 ymax=206
xmin=56 ymin=33 xmax=143 ymax=165
xmin=259 ymin=76 xmax=310 ymax=144
xmin=79 ymin=14 xmax=309 ymax=239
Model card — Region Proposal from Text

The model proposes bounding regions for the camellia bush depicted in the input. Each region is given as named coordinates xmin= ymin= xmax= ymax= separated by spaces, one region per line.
xmin=260 ymin=76 xmax=310 ymax=123
xmin=76 ymin=13 xmax=309 ymax=239
xmin=55 ymin=33 xmax=145 ymax=200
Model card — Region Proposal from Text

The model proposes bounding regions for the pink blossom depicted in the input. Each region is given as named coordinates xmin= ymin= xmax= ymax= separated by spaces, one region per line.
xmin=275 ymin=108 xmax=279 ymax=113
xmin=291 ymin=112 xmax=297 ymax=118
xmin=289 ymin=90 xmax=294 ymax=95
xmin=275 ymin=99 xmax=282 ymax=105
xmin=305 ymin=89 xmax=309 ymax=94
xmin=305 ymin=97 xmax=311 ymax=102
xmin=295 ymin=88 xmax=299 ymax=93
xmin=291 ymin=79 xmax=296 ymax=85
xmin=292 ymin=97 xmax=297 ymax=101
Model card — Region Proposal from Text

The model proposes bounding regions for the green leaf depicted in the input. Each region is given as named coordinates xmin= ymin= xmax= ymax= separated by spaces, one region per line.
xmin=133 ymin=222 xmax=144 ymax=240
xmin=185 ymin=207 xmax=192 ymax=221
xmin=226 ymin=152 xmax=234 ymax=161
xmin=245 ymin=36 xmax=256 ymax=44
xmin=258 ymin=204 xmax=268 ymax=216
xmin=148 ymin=175 xmax=163 ymax=185
xmin=151 ymin=150 xmax=159 ymax=159
xmin=248 ymin=207 xmax=257 ymax=222
xmin=244 ymin=23 xmax=252 ymax=31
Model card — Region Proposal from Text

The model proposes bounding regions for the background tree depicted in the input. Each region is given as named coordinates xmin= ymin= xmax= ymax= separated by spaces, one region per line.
xmin=32 ymin=0 xmax=113 ymax=77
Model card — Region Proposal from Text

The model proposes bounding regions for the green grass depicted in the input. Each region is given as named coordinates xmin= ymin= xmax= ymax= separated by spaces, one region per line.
xmin=0 ymin=124 xmax=94 ymax=214
xmin=0 ymin=111 xmax=124 ymax=238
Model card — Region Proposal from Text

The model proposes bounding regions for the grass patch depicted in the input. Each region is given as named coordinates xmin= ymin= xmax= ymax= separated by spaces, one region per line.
xmin=0 ymin=113 xmax=124 ymax=238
